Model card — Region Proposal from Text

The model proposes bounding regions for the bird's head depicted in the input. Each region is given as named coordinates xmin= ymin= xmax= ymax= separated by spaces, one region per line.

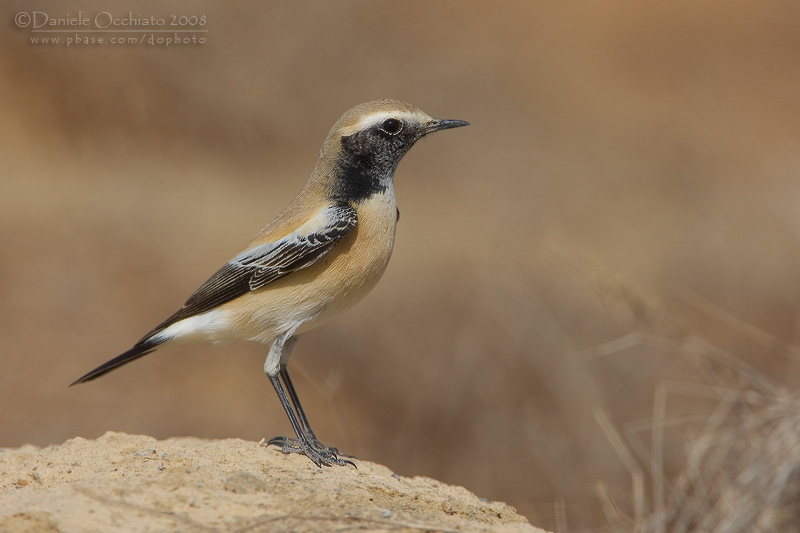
xmin=316 ymin=99 xmax=469 ymax=201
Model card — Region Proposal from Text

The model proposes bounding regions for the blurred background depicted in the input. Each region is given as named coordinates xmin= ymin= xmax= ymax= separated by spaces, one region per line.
xmin=4 ymin=1 xmax=800 ymax=530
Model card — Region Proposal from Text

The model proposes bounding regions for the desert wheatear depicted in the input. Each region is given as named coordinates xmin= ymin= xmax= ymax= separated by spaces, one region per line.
xmin=72 ymin=99 xmax=469 ymax=467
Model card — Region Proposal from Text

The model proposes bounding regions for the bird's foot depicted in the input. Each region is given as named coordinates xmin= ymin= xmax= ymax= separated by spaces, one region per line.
xmin=263 ymin=435 xmax=356 ymax=468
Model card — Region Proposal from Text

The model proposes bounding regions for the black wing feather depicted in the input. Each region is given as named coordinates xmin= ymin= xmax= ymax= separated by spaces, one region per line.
xmin=140 ymin=202 xmax=357 ymax=341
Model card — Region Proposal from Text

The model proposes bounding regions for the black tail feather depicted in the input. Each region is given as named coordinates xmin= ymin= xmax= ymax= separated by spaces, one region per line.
xmin=70 ymin=340 xmax=161 ymax=386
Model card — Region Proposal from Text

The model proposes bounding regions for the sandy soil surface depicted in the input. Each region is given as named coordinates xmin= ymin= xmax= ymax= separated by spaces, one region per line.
xmin=0 ymin=432 xmax=544 ymax=532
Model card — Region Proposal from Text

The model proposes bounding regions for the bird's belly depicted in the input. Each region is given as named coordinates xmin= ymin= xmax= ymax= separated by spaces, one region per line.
xmin=222 ymin=190 xmax=398 ymax=343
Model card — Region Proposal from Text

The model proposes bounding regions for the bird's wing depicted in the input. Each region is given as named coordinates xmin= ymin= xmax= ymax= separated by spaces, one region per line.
xmin=141 ymin=201 xmax=357 ymax=340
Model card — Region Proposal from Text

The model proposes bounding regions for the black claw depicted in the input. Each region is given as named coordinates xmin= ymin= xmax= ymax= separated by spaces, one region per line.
xmin=263 ymin=435 xmax=356 ymax=468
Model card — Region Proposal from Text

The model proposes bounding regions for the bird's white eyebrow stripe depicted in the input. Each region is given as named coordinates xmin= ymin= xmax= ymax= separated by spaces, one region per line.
xmin=338 ymin=110 xmax=420 ymax=136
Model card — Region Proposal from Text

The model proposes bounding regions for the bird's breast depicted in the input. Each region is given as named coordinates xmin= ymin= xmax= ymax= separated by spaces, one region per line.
xmin=221 ymin=188 xmax=398 ymax=341
xmin=313 ymin=188 xmax=398 ymax=313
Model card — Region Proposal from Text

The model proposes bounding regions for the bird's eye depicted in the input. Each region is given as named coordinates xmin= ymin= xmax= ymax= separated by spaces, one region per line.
xmin=379 ymin=118 xmax=402 ymax=135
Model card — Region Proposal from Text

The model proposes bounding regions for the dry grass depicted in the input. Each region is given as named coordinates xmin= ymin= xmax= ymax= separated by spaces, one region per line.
xmin=595 ymin=339 xmax=800 ymax=533
xmin=588 ymin=285 xmax=800 ymax=533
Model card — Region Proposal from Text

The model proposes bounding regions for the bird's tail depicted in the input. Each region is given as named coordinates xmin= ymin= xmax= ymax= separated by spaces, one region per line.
xmin=70 ymin=338 xmax=162 ymax=386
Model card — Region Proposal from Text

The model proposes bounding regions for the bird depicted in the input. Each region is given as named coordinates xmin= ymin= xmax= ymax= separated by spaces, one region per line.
xmin=71 ymin=99 xmax=469 ymax=467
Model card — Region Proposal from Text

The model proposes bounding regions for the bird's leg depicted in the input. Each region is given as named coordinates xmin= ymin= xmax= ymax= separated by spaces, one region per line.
xmin=263 ymin=333 xmax=354 ymax=467
xmin=278 ymin=364 xmax=318 ymax=442
xmin=276 ymin=364 xmax=355 ymax=459
xmin=265 ymin=335 xmax=317 ymax=443
xmin=271 ymin=336 xmax=316 ymax=440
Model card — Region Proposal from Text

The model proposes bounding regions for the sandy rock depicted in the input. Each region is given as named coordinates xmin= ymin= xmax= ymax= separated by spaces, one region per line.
xmin=0 ymin=432 xmax=545 ymax=532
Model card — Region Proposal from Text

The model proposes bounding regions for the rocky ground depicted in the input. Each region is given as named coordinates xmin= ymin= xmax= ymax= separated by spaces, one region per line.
xmin=0 ymin=432 xmax=545 ymax=532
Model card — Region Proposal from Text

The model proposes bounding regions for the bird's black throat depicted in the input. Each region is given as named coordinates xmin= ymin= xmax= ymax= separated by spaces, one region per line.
xmin=332 ymin=131 xmax=403 ymax=202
